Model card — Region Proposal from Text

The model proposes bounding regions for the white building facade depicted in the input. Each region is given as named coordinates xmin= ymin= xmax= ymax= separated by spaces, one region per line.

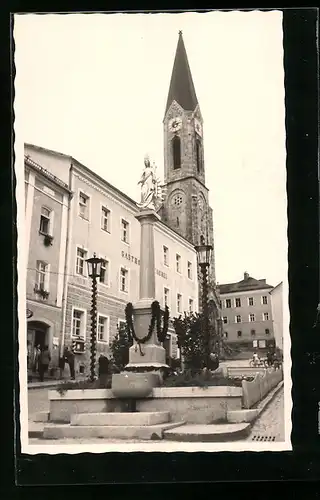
xmin=219 ymin=272 xmax=275 ymax=355
xmin=24 ymin=143 xmax=198 ymax=376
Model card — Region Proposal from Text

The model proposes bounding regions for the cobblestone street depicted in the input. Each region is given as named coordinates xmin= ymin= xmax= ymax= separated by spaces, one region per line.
xmin=246 ymin=387 xmax=284 ymax=442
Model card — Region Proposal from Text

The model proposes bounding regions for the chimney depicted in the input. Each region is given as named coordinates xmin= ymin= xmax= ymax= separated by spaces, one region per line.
xmin=244 ymin=272 xmax=249 ymax=280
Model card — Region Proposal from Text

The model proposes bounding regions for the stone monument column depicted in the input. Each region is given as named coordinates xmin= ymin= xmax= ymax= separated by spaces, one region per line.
xmin=126 ymin=208 xmax=168 ymax=371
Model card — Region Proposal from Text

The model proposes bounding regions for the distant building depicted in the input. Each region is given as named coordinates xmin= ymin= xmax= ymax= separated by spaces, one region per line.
xmin=218 ymin=272 xmax=275 ymax=355
xmin=269 ymin=281 xmax=283 ymax=351
xmin=25 ymin=143 xmax=198 ymax=376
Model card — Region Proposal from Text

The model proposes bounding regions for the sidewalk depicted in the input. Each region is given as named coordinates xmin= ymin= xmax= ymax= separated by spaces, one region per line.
xmin=28 ymin=377 xmax=86 ymax=390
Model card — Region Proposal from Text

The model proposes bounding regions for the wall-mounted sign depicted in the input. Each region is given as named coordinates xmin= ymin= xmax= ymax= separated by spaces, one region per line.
xmin=52 ymin=336 xmax=59 ymax=347
xmin=156 ymin=269 xmax=168 ymax=280
xmin=121 ymin=251 xmax=167 ymax=279
xmin=121 ymin=250 xmax=140 ymax=265
xmin=26 ymin=309 xmax=33 ymax=319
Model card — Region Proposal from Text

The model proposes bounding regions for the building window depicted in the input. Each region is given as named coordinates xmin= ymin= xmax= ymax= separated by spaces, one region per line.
xmin=99 ymin=259 xmax=109 ymax=285
xmin=36 ymin=261 xmax=49 ymax=290
xmin=235 ymin=298 xmax=241 ymax=307
xmin=121 ymin=219 xmax=129 ymax=243
xmin=223 ymin=317 xmax=228 ymax=324
xmin=172 ymin=135 xmax=181 ymax=170
xmin=72 ymin=309 xmax=85 ymax=338
xmin=101 ymin=206 xmax=110 ymax=232
xmin=177 ymin=293 xmax=182 ymax=314
xmin=79 ymin=192 xmax=89 ymax=220
xmin=163 ymin=246 xmax=169 ymax=267
xmin=120 ymin=267 xmax=128 ymax=292
xmin=164 ymin=287 xmax=170 ymax=308
xmin=249 ymin=313 xmax=255 ymax=322
xmin=174 ymin=195 xmax=183 ymax=206
xmin=265 ymin=328 xmax=270 ymax=335
xmin=39 ymin=206 xmax=52 ymax=235
xmin=251 ymin=329 xmax=256 ymax=336
xmin=226 ymin=299 xmax=231 ymax=308
xmin=176 ymin=254 xmax=181 ymax=273
xmin=98 ymin=315 xmax=109 ymax=343
xmin=187 ymin=261 xmax=193 ymax=280
xmin=235 ymin=315 xmax=242 ymax=323
xmin=262 ymin=295 xmax=268 ymax=305
xmin=196 ymin=139 xmax=202 ymax=173
xmin=176 ymin=217 xmax=180 ymax=228
xmin=248 ymin=297 xmax=254 ymax=306
xmin=76 ymin=247 xmax=87 ymax=276
xmin=188 ymin=298 xmax=194 ymax=313
xmin=237 ymin=330 xmax=242 ymax=338
xmin=263 ymin=312 xmax=269 ymax=321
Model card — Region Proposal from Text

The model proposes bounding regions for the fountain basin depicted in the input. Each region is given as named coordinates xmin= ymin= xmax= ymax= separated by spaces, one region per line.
xmin=111 ymin=372 xmax=159 ymax=399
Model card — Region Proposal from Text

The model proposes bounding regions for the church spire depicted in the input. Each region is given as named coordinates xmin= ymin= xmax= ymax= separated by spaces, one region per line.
xmin=165 ymin=31 xmax=199 ymax=115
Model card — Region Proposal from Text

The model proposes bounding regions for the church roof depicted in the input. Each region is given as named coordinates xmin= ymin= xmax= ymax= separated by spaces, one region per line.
xmin=218 ymin=272 xmax=274 ymax=294
xmin=165 ymin=31 xmax=199 ymax=115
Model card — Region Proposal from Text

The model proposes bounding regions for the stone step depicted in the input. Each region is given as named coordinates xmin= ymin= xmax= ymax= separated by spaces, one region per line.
xmin=42 ymin=421 xmax=184 ymax=441
xmin=28 ymin=421 xmax=44 ymax=438
xmin=164 ymin=423 xmax=251 ymax=442
xmin=227 ymin=409 xmax=259 ymax=423
xmin=33 ymin=411 xmax=50 ymax=422
xmin=71 ymin=411 xmax=170 ymax=427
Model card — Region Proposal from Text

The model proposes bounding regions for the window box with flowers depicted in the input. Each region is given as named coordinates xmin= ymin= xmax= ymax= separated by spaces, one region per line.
xmin=34 ymin=284 xmax=50 ymax=300
xmin=43 ymin=234 xmax=54 ymax=247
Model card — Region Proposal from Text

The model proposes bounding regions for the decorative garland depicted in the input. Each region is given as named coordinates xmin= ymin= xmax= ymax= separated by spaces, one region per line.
xmin=125 ymin=301 xmax=170 ymax=356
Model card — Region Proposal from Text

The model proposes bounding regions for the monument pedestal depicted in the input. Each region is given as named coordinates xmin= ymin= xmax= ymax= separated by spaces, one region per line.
xmin=112 ymin=208 xmax=168 ymax=396
xmin=126 ymin=299 xmax=168 ymax=384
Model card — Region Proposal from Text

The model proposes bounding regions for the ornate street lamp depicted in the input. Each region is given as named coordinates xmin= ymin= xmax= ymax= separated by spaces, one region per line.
xmin=195 ymin=235 xmax=213 ymax=369
xmin=86 ymin=253 xmax=104 ymax=382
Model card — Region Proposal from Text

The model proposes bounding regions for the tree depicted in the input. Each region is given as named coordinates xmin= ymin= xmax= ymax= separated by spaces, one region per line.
xmin=173 ymin=312 xmax=211 ymax=372
xmin=109 ymin=322 xmax=133 ymax=372
xmin=173 ymin=311 xmax=237 ymax=370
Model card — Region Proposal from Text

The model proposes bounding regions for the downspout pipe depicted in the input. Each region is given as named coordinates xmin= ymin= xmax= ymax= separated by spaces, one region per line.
xmin=60 ymin=165 xmax=74 ymax=358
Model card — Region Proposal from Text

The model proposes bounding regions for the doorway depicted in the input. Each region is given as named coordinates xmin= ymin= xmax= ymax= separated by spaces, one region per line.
xmin=27 ymin=321 xmax=49 ymax=370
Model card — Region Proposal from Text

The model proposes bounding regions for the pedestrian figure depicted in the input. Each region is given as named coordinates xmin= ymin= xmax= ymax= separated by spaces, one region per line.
xmin=27 ymin=341 xmax=31 ymax=369
xmin=59 ymin=349 xmax=67 ymax=379
xmin=33 ymin=344 xmax=41 ymax=373
xmin=266 ymin=350 xmax=273 ymax=367
xmin=64 ymin=347 xmax=75 ymax=380
xmin=98 ymin=354 xmax=110 ymax=387
xmin=38 ymin=345 xmax=51 ymax=382
xmin=252 ymin=351 xmax=260 ymax=366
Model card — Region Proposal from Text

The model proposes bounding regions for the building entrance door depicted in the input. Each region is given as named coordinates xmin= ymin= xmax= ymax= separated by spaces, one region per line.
xmin=27 ymin=321 xmax=49 ymax=370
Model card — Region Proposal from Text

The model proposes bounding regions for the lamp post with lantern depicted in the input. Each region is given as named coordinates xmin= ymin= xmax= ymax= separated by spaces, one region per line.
xmin=195 ymin=235 xmax=213 ymax=370
xmin=86 ymin=253 xmax=104 ymax=382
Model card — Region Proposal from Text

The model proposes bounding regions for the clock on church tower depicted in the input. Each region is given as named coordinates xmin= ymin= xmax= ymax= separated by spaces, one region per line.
xmin=169 ymin=117 xmax=182 ymax=133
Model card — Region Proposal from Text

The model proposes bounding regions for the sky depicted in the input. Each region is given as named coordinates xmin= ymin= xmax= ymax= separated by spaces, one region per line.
xmin=14 ymin=11 xmax=287 ymax=287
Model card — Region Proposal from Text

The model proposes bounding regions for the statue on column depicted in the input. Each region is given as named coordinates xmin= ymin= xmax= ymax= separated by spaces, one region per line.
xmin=137 ymin=154 xmax=164 ymax=211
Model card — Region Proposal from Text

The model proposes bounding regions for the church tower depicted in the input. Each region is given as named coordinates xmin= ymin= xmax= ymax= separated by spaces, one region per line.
xmin=161 ymin=31 xmax=217 ymax=285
